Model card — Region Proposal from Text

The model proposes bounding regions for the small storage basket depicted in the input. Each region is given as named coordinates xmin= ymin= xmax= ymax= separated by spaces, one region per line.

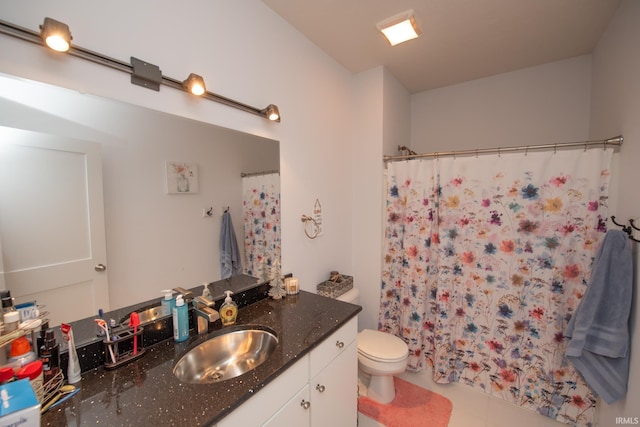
xmin=317 ymin=275 xmax=353 ymax=299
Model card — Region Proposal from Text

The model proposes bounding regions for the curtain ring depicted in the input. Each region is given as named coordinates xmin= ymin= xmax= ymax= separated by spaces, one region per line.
xmin=584 ymin=142 xmax=588 ymax=152
xmin=301 ymin=214 xmax=319 ymax=239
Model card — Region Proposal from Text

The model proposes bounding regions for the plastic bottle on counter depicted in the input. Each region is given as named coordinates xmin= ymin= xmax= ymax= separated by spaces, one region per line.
xmin=220 ymin=291 xmax=238 ymax=326
xmin=161 ymin=290 xmax=176 ymax=315
xmin=0 ymin=290 xmax=16 ymax=314
xmin=40 ymin=329 xmax=60 ymax=384
xmin=61 ymin=323 xmax=81 ymax=384
xmin=16 ymin=360 xmax=44 ymax=403
xmin=8 ymin=336 xmax=36 ymax=369
xmin=172 ymin=295 xmax=189 ymax=342
xmin=2 ymin=311 xmax=19 ymax=334
xmin=0 ymin=366 xmax=14 ymax=385
xmin=2 ymin=311 xmax=20 ymax=361
xmin=36 ymin=321 xmax=49 ymax=358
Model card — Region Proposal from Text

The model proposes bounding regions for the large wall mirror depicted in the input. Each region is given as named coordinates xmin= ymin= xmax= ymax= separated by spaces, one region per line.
xmin=0 ymin=73 xmax=280 ymax=327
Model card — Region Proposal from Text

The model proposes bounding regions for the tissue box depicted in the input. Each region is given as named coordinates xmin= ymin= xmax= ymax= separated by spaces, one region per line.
xmin=0 ymin=379 xmax=40 ymax=427
xmin=317 ymin=275 xmax=353 ymax=298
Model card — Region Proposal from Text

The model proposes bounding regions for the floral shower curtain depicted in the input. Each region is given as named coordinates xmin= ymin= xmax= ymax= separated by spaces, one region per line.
xmin=379 ymin=149 xmax=613 ymax=426
xmin=242 ymin=173 xmax=281 ymax=280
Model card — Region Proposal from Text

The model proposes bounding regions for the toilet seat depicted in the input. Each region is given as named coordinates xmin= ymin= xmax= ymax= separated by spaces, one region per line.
xmin=358 ymin=329 xmax=408 ymax=363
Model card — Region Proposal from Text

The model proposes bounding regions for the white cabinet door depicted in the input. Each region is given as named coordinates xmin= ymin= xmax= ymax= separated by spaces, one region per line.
xmin=218 ymin=355 xmax=309 ymax=427
xmin=0 ymin=126 xmax=109 ymax=325
xmin=263 ymin=384 xmax=310 ymax=427
xmin=310 ymin=340 xmax=358 ymax=427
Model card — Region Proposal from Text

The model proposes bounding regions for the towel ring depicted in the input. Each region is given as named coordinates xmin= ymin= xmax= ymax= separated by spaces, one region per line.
xmin=301 ymin=214 xmax=320 ymax=239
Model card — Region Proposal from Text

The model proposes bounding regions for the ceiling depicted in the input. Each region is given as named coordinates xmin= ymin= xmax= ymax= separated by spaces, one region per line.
xmin=263 ymin=0 xmax=620 ymax=94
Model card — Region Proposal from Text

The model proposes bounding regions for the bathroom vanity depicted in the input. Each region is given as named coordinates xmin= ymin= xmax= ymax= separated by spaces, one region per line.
xmin=40 ymin=291 xmax=361 ymax=426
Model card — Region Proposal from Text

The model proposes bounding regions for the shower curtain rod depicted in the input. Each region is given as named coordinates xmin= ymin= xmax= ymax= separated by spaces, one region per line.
xmin=240 ymin=169 xmax=280 ymax=178
xmin=383 ymin=135 xmax=623 ymax=162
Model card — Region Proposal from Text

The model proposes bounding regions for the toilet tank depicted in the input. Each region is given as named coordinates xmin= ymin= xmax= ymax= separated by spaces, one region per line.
xmin=336 ymin=288 xmax=359 ymax=304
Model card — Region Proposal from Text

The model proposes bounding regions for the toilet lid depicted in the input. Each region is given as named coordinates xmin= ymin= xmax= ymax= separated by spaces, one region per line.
xmin=358 ymin=329 xmax=408 ymax=362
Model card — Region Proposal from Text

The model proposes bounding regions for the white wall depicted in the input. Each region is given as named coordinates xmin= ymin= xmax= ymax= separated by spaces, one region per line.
xmin=410 ymin=55 xmax=592 ymax=152
xmin=350 ymin=67 xmax=411 ymax=331
xmin=590 ymin=0 xmax=640 ymax=424
xmin=0 ymin=0 xmax=356 ymax=305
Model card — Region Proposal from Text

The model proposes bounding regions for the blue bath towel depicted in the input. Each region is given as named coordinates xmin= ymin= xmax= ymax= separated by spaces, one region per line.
xmin=565 ymin=229 xmax=632 ymax=404
xmin=220 ymin=211 xmax=242 ymax=279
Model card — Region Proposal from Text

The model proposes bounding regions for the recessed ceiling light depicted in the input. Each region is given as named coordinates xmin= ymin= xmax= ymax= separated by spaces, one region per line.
xmin=376 ymin=9 xmax=422 ymax=46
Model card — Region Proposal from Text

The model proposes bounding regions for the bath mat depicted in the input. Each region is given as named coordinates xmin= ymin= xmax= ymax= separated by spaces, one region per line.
xmin=358 ymin=377 xmax=452 ymax=427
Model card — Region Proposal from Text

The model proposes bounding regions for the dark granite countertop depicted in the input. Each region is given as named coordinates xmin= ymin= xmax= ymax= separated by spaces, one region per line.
xmin=41 ymin=291 xmax=361 ymax=426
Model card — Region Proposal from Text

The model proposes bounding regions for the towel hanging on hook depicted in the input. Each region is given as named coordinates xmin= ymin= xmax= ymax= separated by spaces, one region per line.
xmin=610 ymin=216 xmax=640 ymax=242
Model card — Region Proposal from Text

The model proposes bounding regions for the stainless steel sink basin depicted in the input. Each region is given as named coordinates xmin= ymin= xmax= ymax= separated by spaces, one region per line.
xmin=173 ymin=325 xmax=278 ymax=384
xmin=118 ymin=304 xmax=170 ymax=327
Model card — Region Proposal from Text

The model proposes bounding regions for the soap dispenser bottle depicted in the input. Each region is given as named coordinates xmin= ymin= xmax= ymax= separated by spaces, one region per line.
xmin=220 ymin=291 xmax=238 ymax=326
xmin=172 ymin=295 xmax=189 ymax=342
xmin=161 ymin=290 xmax=176 ymax=315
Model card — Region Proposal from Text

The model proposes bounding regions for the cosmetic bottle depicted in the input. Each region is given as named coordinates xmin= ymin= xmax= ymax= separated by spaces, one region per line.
xmin=220 ymin=291 xmax=238 ymax=326
xmin=161 ymin=290 xmax=176 ymax=315
xmin=0 ymin=290 xmax=16 ymax=314
xmin=3 ymin=311 xmax=19 ymax=334
xmin=40 ymin=329 xmax=60 ymax=384
xmin=36 ymin=321 xmax=49 ymax=357
xmin=8 ymin=336 xmax=36 ymax=368
xmin=172 ymin=295 xmax=189 ymax=342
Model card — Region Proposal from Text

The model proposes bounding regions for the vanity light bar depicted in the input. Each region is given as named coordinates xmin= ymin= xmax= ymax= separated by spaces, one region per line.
xmin=0 ymin=18 xmax=281 ymax=122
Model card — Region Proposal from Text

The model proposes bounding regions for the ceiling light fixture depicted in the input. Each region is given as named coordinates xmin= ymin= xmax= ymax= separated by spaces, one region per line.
xmin=183 ymin=73 xmax=206 ymax=96
xmin=40 ymin=17 xmax=72 ymax=52
xmin=0 ymin=17 xmax=281 ymax=122
xmin=376 ymin=9 xmax=422 ymax=46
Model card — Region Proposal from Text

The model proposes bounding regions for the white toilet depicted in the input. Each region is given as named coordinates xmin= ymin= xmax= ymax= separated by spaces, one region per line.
xmin=337 ymin=288 xmax=409 ymax=404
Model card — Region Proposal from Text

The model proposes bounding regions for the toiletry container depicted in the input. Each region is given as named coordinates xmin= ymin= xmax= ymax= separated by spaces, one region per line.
xmin=336 ymin=288 xmax=409 ymax=404
xmin=61 ymin=323 xmax=81 ymax=384
xmin=220 ymin=291 xmax=238 ymax=326
xmin=16 ymin=361 xmax=43 ymax=403
xmin=8 ymin=336 xmax=36 ymax=368
xmin=40 ymin=329 xmax=60 ymax=384
xmin=161 ymin=290 xmax=176 ymax=315
xmin=173 ymin=295 xmax=189 ymax=342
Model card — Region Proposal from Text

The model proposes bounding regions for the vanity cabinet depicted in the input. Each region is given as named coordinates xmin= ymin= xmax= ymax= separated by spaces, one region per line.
xmin=309 ymin=317 xmax=358 ymax=427
xmin=219 ymin=316 xmax=358 ymax=427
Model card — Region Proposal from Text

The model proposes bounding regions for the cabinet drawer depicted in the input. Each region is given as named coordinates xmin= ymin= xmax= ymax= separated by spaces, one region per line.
xmin=309 ymin=316 xmax=357 ymax=379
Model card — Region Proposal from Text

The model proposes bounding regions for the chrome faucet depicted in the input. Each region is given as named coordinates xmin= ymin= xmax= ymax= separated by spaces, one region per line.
xmin=172 ymin=287 xmax=194 ymax=302
xmin=172 ymin=287 xmax=220 ymax=334
xmin=193 ymin=295 xmax=220 ymax=334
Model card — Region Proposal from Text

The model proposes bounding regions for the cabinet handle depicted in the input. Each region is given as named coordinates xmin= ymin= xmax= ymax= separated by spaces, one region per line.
xmin=316 ymin=384 xmax=325 ymax=393
xmin=95 ymin=263 xmax=107 ymax=272
xmin=300 ymin=399 xmax=311 ymax=409
xmin=336 ymin=340 xmax=344 ymax=349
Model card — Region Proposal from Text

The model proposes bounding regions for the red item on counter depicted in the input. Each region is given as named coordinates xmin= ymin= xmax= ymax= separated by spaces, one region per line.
xmin=16 ymin=360 xmax=43 ymax=381
xmin=0 ymin=366 xmax=14 ymax=384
